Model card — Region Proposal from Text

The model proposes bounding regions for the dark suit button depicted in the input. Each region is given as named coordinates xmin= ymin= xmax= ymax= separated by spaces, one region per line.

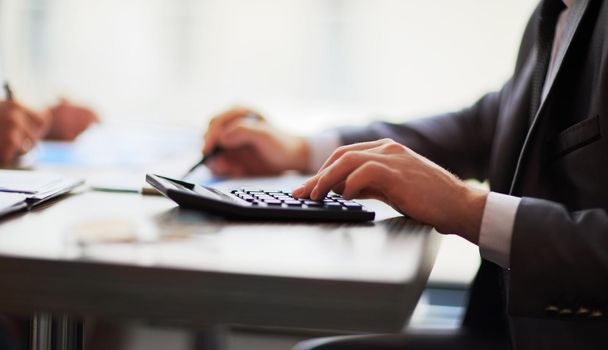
xmin=590 ymin=310 xmax=604 ymax=318
xmin=545 ymin=305 xmax=559 ymax=315
xmin=576 ymin=307 xmax=590 ymax=316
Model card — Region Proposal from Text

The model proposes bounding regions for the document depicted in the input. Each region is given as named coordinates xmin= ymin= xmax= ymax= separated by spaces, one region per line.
xmin=0 ymin=170 xmax=70 ymax=194
xmin=0 ymin=170 xmax=84 ymax=217
xmin=0 ymin=192 xmax=27 ymax=216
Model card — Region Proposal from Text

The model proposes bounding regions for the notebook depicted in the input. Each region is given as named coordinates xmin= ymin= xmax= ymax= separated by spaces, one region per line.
xmin=0 ymin=170 xmax=84 ymax=217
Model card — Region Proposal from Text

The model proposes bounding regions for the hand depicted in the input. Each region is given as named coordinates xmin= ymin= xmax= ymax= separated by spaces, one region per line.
xmin=292 ymin=138 xmax=488 ymax=243
xmin=0 ymin=100 xmax=47 ymax=164
xmin=45 ymin=99 xmax=98 ymax=141
xmin=203 ymin=107 xmax=311 ymax=177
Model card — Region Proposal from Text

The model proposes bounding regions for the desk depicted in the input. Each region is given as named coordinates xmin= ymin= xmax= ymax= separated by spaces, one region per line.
xmin=0 ymin=189 xmax=439 ymax=349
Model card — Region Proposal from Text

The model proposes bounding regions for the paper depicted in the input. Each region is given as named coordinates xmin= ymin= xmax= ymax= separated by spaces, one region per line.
xmin=25 ymin=122 xmax=200 ymax=168
xmin=0 ymin=192 xmax=27 ymax=216
xmin=0 ymin=170 xmax=66 ymax=194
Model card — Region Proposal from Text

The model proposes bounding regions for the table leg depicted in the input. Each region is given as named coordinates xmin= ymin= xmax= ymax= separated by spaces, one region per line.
xmin=31 ymin=313 xmax=52 ymax=350
xmin=31 ymin=313 xmax=84 ymax=350
xmin=194 ymin=326 xmax=226 ymax=350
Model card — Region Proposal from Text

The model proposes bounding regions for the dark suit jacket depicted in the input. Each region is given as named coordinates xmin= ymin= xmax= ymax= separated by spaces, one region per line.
xmin=337 ymin=0 xmax=608 ymax=348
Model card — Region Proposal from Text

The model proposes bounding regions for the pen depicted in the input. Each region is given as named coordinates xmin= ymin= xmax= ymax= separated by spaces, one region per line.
xmin=3 ymin=81 xmax=14 ymax=101
xmin=183 ymin=112 xmax=262 ymax=178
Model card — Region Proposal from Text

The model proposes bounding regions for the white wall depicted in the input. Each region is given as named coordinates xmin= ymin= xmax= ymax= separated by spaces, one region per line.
xmin=0 ymin=0 xmax=538 ymax=133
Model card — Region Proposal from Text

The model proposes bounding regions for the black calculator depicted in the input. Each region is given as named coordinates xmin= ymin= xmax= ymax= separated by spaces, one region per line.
xmin=146 ymin=174 xmax=375 ymax=222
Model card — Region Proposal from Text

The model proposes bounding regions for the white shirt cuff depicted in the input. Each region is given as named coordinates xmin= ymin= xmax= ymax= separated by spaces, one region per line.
xmin=307 ymin=131 xmax=342 ymax=173
xmin=479 ymin=192 xmax=522 ymax=268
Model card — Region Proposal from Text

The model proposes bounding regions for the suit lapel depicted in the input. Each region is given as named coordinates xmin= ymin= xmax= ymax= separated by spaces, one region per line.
xmin=509 ymin=0 xmax=592 ymax=194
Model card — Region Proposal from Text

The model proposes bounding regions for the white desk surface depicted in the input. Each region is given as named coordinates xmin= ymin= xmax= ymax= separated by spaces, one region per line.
xmin=0 ymin=125 xmax=441 ymax=332
xmin=0 ymin=187 xmax=439 ymax=332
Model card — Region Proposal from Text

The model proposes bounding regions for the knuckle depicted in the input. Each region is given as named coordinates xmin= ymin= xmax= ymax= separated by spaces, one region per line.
xmin=384 ymin=142 xmax=405 ymax=153
xmin=363 ymin=161 xmax=385 ymax=175
xmin=332 ymin=145 xmax=348 ymax=157
xmin=341 ymin=151 xmax=359 ymax=163
xmin=315 ymin=173 xmax=329 ymax=188
xmin=232 ymin=124 xmax=247 ymax=134
xmin=362 ymin=161 xmax=378 ymax=172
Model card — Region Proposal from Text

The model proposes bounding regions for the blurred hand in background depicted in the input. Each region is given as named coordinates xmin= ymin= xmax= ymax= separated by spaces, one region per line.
xmin=45 ymin=99 xmax=99 ymax=141
xmin=0 ymin=100 xmax=47 ymax=164
xmin=203 ymin=107 xmax=310 ymax=177
xmin=0 ymin=98 xmax=99 ymax=165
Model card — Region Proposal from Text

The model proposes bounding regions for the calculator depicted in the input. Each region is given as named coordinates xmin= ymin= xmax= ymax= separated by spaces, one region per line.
xmin=146 ymin=174 xmax=375 ymax=222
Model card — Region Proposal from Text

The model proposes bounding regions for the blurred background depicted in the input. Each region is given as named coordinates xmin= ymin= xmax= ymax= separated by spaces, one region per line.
xmin=1 ymin=0 xmax=537 ymax=133
xmin=0 ymin=1 xmax=539 ymax=349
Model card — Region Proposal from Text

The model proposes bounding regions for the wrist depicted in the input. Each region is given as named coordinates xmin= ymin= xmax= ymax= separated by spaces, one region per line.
xmin=455 ymin=185 xmax=488 ymax=245
xmin=39 ymin=109 xmax=53 ymax=139
xmin=290 ymin=136 xmax=311 ymax=173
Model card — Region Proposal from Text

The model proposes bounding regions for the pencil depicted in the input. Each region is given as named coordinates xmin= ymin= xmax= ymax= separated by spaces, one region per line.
xmin=183 ymin=112 xmax=262 ymax=178
xmin=3 ymin=81 xmax=14 ymax=101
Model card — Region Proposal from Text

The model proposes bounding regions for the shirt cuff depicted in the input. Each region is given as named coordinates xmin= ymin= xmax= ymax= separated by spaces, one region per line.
xmin=479 ymin=192 xmax=522 ymax=268
xmin=307 ymin=131 xmax=342 ymax=173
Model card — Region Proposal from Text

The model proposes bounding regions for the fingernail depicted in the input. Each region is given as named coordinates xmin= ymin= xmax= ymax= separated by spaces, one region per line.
xmin=310 ymin=187 xmax=319 ymax=200
xmin=292 ymin=187 xmax=303 ymax=197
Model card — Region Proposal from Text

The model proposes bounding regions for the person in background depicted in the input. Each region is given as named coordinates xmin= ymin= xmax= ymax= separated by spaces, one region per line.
xmin=0 ymin=98 xmax=97 ymax=349
xmin=0 ymin=98 xmax=98 ymax=164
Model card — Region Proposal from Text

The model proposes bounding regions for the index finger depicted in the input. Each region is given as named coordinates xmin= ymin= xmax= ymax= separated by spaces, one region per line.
xmin=2 ymin=102 xmax=43 ymax=142
xmin=318 ymin=139 xmax=389 ymax=173
xmin=297 ymin=151 xmax=386 ymax=201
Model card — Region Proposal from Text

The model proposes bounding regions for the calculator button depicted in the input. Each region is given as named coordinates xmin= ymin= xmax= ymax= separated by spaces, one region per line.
xmin=303 ymin=200 xmax=322 ymax=205
xmin=305 ymin=202 xmax=322 ymax=208
xmin=324 ymin=203 xmax=343 ymax=209
xmin=343 ymin=203 xmax=362 ymax=210
xmin=257 ymin=196 xmax=275 ymax=200
xmin=284 ymin=200 xmax=302 ymax=206
xmin=286 ymin=204 xmax=304 ymax=208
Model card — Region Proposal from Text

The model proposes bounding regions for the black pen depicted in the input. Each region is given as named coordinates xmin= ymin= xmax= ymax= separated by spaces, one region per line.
xmin=3 ymin=81 xmax=14 ymax=101
xmin=183 ymin=112 xmax=262 ymax=178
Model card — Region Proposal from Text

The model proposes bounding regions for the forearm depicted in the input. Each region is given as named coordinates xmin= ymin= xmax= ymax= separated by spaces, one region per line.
xmin=508 ymin=198 xmax=608 ymax=318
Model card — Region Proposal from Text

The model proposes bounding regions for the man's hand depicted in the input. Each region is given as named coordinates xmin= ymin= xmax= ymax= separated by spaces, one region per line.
xmin=45 ymin=99 xmax=98 ymax=141
xmin=0 ymin=101 xmax=47 ymax=164
xmin=292 ymin=138 xmax=488 ymax=243
xmin=203 ymin=107 xmax=311 ymax=177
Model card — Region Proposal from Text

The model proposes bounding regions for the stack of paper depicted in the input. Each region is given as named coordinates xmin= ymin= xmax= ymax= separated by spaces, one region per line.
xmin=0 ymin=170 xmax=84 ymax=217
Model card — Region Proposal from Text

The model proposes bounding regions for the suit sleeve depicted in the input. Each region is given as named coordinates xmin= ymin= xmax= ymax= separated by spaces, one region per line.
xmin=336 ymin=85 xmax=507 ymax=181
xmin=508 ymin=197 xmax=608 ymax=319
